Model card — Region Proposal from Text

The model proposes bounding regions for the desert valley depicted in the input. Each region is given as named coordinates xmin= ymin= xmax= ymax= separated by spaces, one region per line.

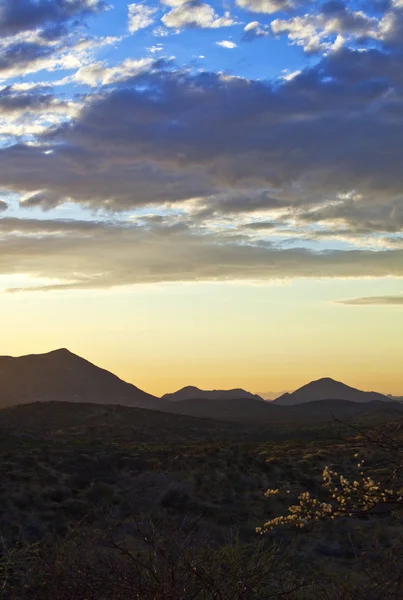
xmin=0 ymin=349 xmax=403 ymax=599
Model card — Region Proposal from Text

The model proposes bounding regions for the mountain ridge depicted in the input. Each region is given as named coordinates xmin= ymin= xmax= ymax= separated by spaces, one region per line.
xmin=0 ymin=350 xmax=395 ymax=417
xmin=162 ymin=386 xmax=263 ymax=402
xmin=274 ymin=377 xmax=391 ymax=406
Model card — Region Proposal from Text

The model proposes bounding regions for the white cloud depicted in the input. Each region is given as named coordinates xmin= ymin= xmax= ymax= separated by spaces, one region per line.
xmin=162 ymin=2 xmax=234 ymax=30
xmin=147 ymin=44 xmax=164 ymax=53
xmin=236 ymin=0 xmax=296 ymax=15
xmin=280 ymin=69 xmax=301 ymax=81
xmin=271 ymin=7 xmax=381 ymax=53
xmin=0 ymin=33 xmax=121 ymax=82
xmin=73 ymin=57 xmax=155 ymax=86
xmin=242 ymin=21 xmax=269 ymax=41
xmin=216 ymin=40 xmax=237 ymax=48
xmin=128 ymin=3 xmax=157 ymax=33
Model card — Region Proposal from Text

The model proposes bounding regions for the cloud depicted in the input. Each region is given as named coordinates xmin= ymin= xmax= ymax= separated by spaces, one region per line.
xmin=242 ymin=21 xmax=269 ymax=42
xmin=0 ymin=200 xmax=8 ymax=211
xmin=216 ymin=40 xmax=237 ymax=48
xmin=73 ymin=57 xmax=158 ymax=86
xmin=0 ymin=34 xmax=60 ymax=79
xmin=0 ymin=27 xmax=120 ymax=81
xmin=0 ymin=0 xmax=107 ymax=37
xmin=0 ymin=44 xmax=402 ymax=228
xmin=0 ymin=21 xmax=402 ymax=289
xmin=298 ymin=198 xmax=403 ymax=234
xmin=270 ymin=1 xmax=403 ymax=52
xmin=235 ymin=0 xmax=297 ymax=15
xmin=2 ymin=217 xmax=403 ymax=291
xmin=0 ymin=0 xmax=402 ymax=292
xmin=0 ymin=86 xmax=57 ymax=115
xmin=242 ymin=221 xmax=277 ymax=229
xmin=147 ymin=43 xmax=164 ymax=53
xmin=0 ymin=0 xmax=115 ymax=82
xmin=128 ymin=3 xmax=157 ymax=33
xmin=162 ymin=2 xmax=234 ymax=29
xmin=193 ymin=191 xmax=287 ymax=219
xmin=0 ymin=88 xmax=77 ymax=137
xmin=338 ymin=295 xmax=403 ymax=305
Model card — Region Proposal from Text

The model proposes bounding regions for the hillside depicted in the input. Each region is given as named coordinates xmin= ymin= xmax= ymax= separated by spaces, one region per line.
xmin=161 ymin=396 xmax=403 ymax=425
xmin=162 ymin=386 xmax=263 ymax=402
xmin=1 ymin=399 xmax=403 ymax=600
xmin=0 ymin=349 xmax=159 ymax=410
xmin=274 ymin=377 xmax=390 ymax=406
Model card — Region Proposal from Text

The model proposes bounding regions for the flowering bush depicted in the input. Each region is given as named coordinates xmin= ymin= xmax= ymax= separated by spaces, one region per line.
xmin=258 ymin=453 xmax=403 ymax=534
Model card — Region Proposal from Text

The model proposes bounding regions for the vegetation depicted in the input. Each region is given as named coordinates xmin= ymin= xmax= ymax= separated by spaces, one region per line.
xmin=0 ymin=401 xmax=402 ymax=598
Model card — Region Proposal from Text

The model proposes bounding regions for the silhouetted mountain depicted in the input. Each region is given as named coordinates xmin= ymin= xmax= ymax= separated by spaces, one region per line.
xmin=274 ymin=377 xmax=391 ymax=406
xmin=162 ymin=386 xmax=263 ymax=402
xmin=0 ymin=349 xmax=160 ymax=410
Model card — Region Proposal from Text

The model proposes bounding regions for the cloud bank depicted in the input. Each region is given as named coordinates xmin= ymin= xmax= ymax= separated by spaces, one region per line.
xmin=0 ymin=0 xmax=402 ymax=292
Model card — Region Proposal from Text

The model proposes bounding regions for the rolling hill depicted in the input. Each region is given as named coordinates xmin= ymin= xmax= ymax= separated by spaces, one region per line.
xmin=0 ymin=348 xmax=160 ymax=410
xmin=161 ymin=396 xmax=403 ymax=424
xmin=274 ymin=377 xmax=391 ymax=406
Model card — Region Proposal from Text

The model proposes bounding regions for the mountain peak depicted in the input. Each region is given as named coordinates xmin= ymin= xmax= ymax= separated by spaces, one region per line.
xmin=0 ymin=348 xmax=159 ymax=410
xmin=46 ymin=348 xmax=76 ymax=358
xmin=274 ymin=377 xmax=389 ymax=406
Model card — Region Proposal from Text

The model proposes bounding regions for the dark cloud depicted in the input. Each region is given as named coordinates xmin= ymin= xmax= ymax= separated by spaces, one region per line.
xmin=242 ymin=221 xmax=277 ymax=230
xmin=338 ymin=295 xmax=403 ymax=305
xmin=0 ymin=216 xmax=120 ymax=233
xmin=0 ymin=45 xmax=400 ymax=223
xmin=194 ymin=192 xmax=287 ymax=219
xmin=0 ymin=200 xmax=8 ymax=211
xmin=0 ymin=0 xmax=107 ymax=37
xmin=0 ymin=87 xmax=57 ymax=114
xmin=0 ymin=0 xmax=109 ymax=79
xmin=0 ymin=29 xmax=402 ymax=290
xmin=2 ymin=218 xmax=403 ymax=291
xmin=0 ymin=39 xmax=57 ymax=75
xmin=298 ymin=198 xmax=403 ymax=234
xmin=0 ymin=143 xmax=218 ymax=210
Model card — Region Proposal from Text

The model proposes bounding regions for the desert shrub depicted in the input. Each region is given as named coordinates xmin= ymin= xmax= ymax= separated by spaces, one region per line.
xmin=0 ymin=521 xmax=312 ymax=600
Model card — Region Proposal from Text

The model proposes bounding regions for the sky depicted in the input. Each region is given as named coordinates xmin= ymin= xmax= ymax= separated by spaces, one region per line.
xmin=0 ymin=0 xmax=402 ymax=396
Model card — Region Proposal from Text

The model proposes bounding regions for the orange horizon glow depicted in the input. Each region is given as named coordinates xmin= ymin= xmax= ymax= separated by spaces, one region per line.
xmin=1 ymin=279 xmax=402 ymax=397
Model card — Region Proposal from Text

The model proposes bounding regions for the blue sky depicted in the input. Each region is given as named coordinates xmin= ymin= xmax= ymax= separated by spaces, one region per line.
xmin=0 ymin=0 xmax=403 ymax=393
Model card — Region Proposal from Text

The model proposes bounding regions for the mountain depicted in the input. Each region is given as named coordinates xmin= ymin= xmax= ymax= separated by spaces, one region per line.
xmin=162 ymin=386 xmax=263 ymax=402
xmin=0 ymin=349 xmax=160 ymax=410
xmin=274 ymin=377 xmax=391 ymax=406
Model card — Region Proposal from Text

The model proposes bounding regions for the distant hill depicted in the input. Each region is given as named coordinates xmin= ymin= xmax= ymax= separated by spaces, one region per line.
xmin=274 ymin=377 xmax=391 ymax=406
xmin=0 ymin=349 xmax=160 ymax=410
xmin=161 ymin=396 xmax=403 ymax=424
xmin=162 ymin=386 xmax=263 ymax=402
